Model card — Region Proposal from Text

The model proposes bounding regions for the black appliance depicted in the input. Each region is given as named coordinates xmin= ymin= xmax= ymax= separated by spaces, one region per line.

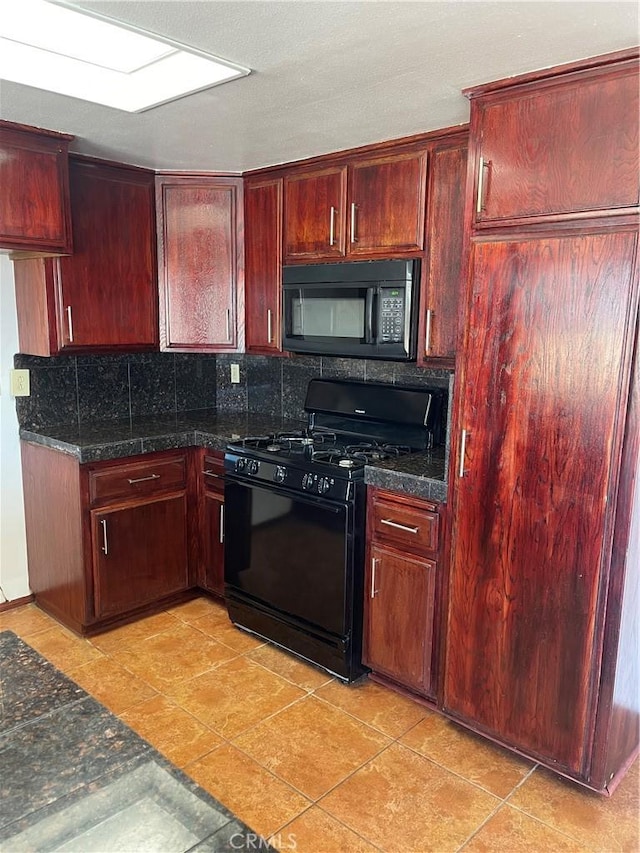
xmin=223 ymin=378 xmax=446 ymax=682
xmin=282 ymin=259 xmax=419 ymax=360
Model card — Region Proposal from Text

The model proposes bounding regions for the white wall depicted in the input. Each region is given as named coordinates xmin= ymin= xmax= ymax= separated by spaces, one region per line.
xmin=0 ymin=255 xmax=30 ymax=601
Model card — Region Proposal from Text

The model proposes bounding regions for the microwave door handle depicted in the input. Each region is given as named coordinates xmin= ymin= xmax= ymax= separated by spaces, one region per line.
xmin=364 ymin=289 xmax=375 ymax=344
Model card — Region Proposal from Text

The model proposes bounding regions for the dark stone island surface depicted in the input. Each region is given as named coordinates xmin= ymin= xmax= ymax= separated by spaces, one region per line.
xmin=20 ymin=409 xmax=447 ymax=501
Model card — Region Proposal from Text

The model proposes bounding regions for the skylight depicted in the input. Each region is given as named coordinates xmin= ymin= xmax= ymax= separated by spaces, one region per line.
xmin=0 ymin=0 xmax=250 ymax=112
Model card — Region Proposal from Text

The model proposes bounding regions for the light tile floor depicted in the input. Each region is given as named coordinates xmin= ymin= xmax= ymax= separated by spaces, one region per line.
xmin=1 ymin=598 xmax=638 ymax=853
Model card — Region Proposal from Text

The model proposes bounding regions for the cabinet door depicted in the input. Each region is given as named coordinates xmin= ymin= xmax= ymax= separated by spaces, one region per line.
xmin=245 ymin=178 xmax=283 ymax=353
xmin=92 ymin=494 xmax=189 ymax=618
xmin=347 ymin=151 xmax=427 ymax=256
xmin=283 ymin=166 xmax=347 ymax=260
xmin=417 ymin=140 xmax=467 ymax=364
xmin=473 ymin=65 xmax=639 ymax=225
xmin=364 ymin=543 xmax=436 ymax=693
xmin=158 ymin=178 xmax=242 ymax=350
xmin=200 ymin=490 xmax=225 ymax=596
xmin=0 ymin=123 xmax=72 ymax=254
xmin=445 ymin=231 xmax=638 ymax=773
xmin=55 ymin=160 xmax=157 ymax=350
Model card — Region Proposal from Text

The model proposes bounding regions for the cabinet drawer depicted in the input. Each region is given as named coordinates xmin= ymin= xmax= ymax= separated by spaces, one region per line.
xmin=89 ymin=455 xmax=186 ymax=506
xmin=370 ymin=495 xmax=439 ymax=556
xmin=201 ymin=452 xmax=225 ymax=492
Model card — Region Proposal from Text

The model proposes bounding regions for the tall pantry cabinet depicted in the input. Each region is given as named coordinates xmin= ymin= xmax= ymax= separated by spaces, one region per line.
xmin=444 ymin=49 xmax=639 ymax=792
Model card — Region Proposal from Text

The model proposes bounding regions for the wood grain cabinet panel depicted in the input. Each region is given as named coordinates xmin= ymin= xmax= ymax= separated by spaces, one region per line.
xmin=470 ymin=59 xmax=639 ymax=227
xmin=0 ymin=121 xmax=73 ymax=254
xmin=92 ymin=494 xmax=189 ymax=619
xmin=445 ymin=230 xmax=638 ymax=776
xmin=348 ymin=151 xmax=427 ymax=255
xmin=417 ymin=138 xmax=468 ymax=364
xmin=364 ymin=544 xmax=437 ymax=695
xmin=13 ymin=158 xmax=158 ymax=354
xmin=157 ymin=176 xmax=244 ymax=351
xmin=245 ymin=177 xmax=284 ymax=353
xmin=284 ymin=166 xmax=347 ymax=260
xmin=197 ymin=449 xmax=226 ymax=597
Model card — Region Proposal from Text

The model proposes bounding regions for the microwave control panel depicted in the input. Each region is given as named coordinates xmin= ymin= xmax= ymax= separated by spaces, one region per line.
xmin=379 ymin=288 xmax=405 ymax=342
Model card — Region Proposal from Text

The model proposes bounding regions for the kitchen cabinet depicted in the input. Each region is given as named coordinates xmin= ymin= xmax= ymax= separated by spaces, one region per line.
xmin=417 ymin=135 xmax=468 ymax=365
xmin=364 ymin=488 xmax=440 ymax=696
xmin=283 ymin=149 xmax=427 ymax=261
xmin=20 ymin=444 xmax=194 ymax=634
xmin=13 ymin=157 xmax=158 ymax=355
xmin=197 ymin=450 xmax=225 ymax=596
xmin=470 ymin=53 xmax=639 ymax=228
xmin=245 ymin=177 xmax=285 ymax=354
xmin=283 ymin=166 xmax=347 ymax=260
xmin=0 ymin=120 xmax=73 ymax=255
xmin=156 ymin=175 xmax=244 ymax=352
xmin=444 ymin=48 xmax=640 ymax=792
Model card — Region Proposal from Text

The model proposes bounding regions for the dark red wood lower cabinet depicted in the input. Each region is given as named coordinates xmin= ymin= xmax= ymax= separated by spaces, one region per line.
xmin=92 ymin=494 xmax=189 ymax=619
xmin=445 ymin=229 xmax=638 ymax=783
xmin=200 ymin=490 xmax=225 ymax=596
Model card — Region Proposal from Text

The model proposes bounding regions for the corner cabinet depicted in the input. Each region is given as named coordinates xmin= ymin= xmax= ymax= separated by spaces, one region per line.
xmin=364 ymin=488 xmax=442 ymax=697
xmin=244 ymin=177 xmax=284 ymax=354
xmin=444 ymin=49 xmax=640 ymax=793
xmin=13 ymin=158 xmax=158 ymax=355
xmin=283 ymin=149 xmax=427 ymax=261
xmin=156 ymin=175 xmax=244 ymax=352
xmin=20 ymin=444 xmax=195 ymax=634
xmin=0 ymin=120 xmax=73 ymax=255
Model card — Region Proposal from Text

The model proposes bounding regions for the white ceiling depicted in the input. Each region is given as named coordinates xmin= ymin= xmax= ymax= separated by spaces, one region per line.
xmin=0 ymin=1 xmax=637 ymax=172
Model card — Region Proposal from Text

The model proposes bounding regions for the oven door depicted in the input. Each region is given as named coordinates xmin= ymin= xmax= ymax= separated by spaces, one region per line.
xmin=224 ymin=477 xmax=353 ymax=637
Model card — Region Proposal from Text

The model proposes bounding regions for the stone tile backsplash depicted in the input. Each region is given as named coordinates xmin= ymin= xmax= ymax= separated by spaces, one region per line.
xmin=14 ymin=350 xmax=453 ymax=434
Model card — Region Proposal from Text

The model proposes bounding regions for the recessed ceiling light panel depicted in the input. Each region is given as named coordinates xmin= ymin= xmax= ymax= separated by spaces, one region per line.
xmin=0 ymin=0 xmax=250 ymax=112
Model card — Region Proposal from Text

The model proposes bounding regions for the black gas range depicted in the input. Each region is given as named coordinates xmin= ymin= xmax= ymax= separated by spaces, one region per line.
xmin=223 ymin=378 xmax=446 ymax=681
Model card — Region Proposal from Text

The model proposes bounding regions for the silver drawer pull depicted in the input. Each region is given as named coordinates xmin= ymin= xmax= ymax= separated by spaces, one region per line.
xmin=101 ymin=519 xmax=108 ymax=555
xmin=203 ymin=469 xmax=221 ymax=478
xmin=380 ymin=518 xmax=419 ymax=534
xmin=127 ymin=474 xmax=161 ymax=485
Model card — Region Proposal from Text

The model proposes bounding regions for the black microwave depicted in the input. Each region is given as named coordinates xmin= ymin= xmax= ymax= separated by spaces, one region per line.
xmin=282 ymin=259 xmax=419 ymax=360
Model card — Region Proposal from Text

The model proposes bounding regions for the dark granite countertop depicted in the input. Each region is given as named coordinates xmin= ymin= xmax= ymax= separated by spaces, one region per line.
xmin=20 ymin=409 xmax=448 ymax=499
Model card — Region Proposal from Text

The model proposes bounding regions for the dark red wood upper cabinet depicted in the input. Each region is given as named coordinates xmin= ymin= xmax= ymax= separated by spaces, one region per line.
xmin=444 ymin=230 xmax=638 ymax=775
xmin=470 ymin=58 xmax=639 ymax=227
xmin=245 ymin=177 xmax=284 ymax=354
xmin=283 ymin=166 xmax=347 ymax=261
xmin=417 ymin=138 xmax=468 ymax=365
xmin=157 ymin=176 xmax=244 ymax=351
xmin=13 ymin=158 xmax=158 ymax=355
xmin=0 ymin=121 xmax=73 ymax=254
xmin=348 ymin=151 xmax=427 ymax=256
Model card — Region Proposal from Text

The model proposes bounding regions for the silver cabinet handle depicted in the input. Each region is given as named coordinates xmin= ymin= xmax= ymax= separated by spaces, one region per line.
xmin=370 ymin=557 xmax=379 ymax=598
xmin=329 ymin=205 xmax=336 ymax=246
xmin=203 ymin=469 xmax=221 ymax=479
xmin=425 ymin=309 xmax=433 ymax=353
xmin=127 ymin=474 xmax=160 ymax=485
xmin=219 ymin=504 xmax=224 ymax=544
xmin=267 ymin=309 xmax=273 ymax=343
xmin=380 ymin=518 xmax=419 ymax=534
xmin=101 ymin=518 xmax=108 ymax=556
xmin=350 ymin=202 xmax=357 ymax=243
xmin=476 ymin=156 xmax=491 ymax=214
xmin=226 ymin=308 xmax=231 ymax=342
xmin=66 ymin=305 xmax=74 ymax=342
xmin=459 ymin=428 xmax=468 ymax=478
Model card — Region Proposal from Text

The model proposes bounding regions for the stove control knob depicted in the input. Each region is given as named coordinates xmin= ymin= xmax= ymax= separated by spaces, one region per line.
xmin=235 ymin=458 xmax=246 ymax=473
xmin=302 ymin=473 xmax=313 ymax=490
xmin=318 ymin=477 xmax=331 ymax=494
xmin=247 ymin=459 xmax=260 ymax=476
xmin=274 ymin=466 xmax=286 ymax=484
